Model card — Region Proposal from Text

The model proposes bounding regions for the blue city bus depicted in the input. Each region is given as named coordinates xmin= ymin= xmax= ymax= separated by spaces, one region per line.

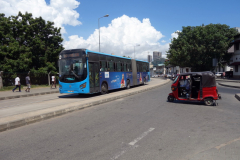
xmin=58 ymin=49 xmax=150 ymax=94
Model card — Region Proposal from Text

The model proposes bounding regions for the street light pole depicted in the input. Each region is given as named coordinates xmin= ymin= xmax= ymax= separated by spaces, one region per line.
xmin=98 ymin=14 xmax=109 ymax=52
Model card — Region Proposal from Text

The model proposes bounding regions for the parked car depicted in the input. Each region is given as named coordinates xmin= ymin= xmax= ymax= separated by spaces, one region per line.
xmin=215 ymin=72 xmax=223 ymax=77
xmin=166 ymin=74 xmax=172 ymax=78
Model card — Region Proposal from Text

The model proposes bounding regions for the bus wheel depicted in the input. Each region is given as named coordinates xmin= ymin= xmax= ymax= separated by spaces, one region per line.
xmin=143 ymin=78 xmax=147 ymax=85
xmin=101 ymin=83 xmax=108 ymax=94
xmin=204 ymin=98 xmax=213 ymax=106
xmin=126 ymin=80 xmax=130 ymax=89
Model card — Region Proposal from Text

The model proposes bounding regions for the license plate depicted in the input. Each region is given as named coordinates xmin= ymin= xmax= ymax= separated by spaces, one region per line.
xmin=68 ymin=90 xmax=74 ymax=92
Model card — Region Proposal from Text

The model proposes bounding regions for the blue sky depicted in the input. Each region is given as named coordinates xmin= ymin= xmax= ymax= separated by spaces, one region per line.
xmin=62 ymin=0 xmax=239 ymax=41
xmin=1 ymin=0 xmax=239 ymax=60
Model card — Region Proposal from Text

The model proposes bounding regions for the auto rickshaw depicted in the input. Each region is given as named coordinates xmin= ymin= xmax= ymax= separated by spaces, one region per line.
xmin=167 ymin=71 xmax=221 ymax=106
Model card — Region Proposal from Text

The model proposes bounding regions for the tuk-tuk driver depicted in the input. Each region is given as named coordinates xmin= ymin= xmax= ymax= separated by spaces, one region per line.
xmin=180 ymin=76 xmax=190 ymax=98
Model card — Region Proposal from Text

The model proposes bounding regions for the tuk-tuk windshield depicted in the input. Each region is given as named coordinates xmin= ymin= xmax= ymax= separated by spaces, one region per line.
xmin=173 ymin=75 xmax=179 ymax=84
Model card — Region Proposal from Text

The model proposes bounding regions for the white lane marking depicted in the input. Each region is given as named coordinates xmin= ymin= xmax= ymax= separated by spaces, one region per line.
xmin=111 ymin=128 xmax=155 ymax=160
xmin=215 ymin=137 xmax=240 ymax=150
xmin=111 ymin=145 xmax=139 ymax=160
xmin=129 ymin=128 xmax=155 ymax=146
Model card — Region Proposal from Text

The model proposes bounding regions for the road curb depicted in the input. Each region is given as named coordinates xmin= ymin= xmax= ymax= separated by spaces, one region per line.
xmin=0 ymin=80 xmax=170 ymax=132
xmin=0 ymin=91 xmax=59 ymax=100
xmin=218 ymin=82 xmax=240 ymax=89
xmin=235 ymin=94 xmax=240 ymax=101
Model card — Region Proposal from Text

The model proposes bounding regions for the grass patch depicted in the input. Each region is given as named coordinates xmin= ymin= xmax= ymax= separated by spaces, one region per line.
xmin=0 ymin=84 xmax=59 ymax=91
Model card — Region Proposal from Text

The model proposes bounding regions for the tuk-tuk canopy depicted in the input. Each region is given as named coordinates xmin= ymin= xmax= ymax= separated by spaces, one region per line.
xmin=179 ymin=71 xmax=216 ymax=88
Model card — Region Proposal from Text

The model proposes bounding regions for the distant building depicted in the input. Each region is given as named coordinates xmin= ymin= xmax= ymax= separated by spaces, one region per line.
xmin=147 ymin=55 xmax=152 ymax=62
xmin=235 ymin=27 xmax=240 ymax=32
xmin=229 ymin=27 xmax=240 ymax=79
xmin=153 ymin=51 xmax=162 ymax=61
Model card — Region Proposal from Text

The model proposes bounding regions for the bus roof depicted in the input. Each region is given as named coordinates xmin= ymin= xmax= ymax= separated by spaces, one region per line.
xmin=85 ymin=49 xmax=148 ymax=63
xmin=61 ymin=49 xmax=148 ymax=63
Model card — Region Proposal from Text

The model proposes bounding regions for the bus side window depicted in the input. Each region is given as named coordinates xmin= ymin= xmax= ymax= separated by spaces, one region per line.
xmin=109 ymin=61 xmax=114 ymax=72
xmin=124 ymin=63 xmax=126 ymax=72
xmin=114 ymin=62 xmax=116 ymax=71
xmin=139 ymin=63 xmax=142 ymax=72
xmin=101 ymin=61 xmax=107 ymax=71
xmin=143 ymin=64 xmax=146 ymax=72
xmin=107 ymin=62 xmax=110 ymax=71
xmin=121 ymin=63 xmax=124 ymax=72
xmin=117 ymin=63 xmax=121 ymax=72
xmin=126 ymin=64 xmax=129 ymax=72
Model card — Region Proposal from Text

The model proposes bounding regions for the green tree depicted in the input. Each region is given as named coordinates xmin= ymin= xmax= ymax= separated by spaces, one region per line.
xmin=123 ymin=55 xmax=131 ymax=58
xmin=0 ymin=12 xmax=64 ymax=76
xmin=167 ymin=24 xmax=238 ymax=71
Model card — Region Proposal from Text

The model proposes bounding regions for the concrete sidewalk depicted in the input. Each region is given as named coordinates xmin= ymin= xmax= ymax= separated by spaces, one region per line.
xmin=217 ymin=79 xmax=240 ymax=101
xmin=218 ymin=82 xmax=240 ymax=88
xmin=0 ymin=87 xmax=59 ymax=100
xmin=0 ymin=78 xmax=170 ymax=132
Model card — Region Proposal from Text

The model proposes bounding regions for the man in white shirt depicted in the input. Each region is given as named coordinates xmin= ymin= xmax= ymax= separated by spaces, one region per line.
xmin=51 ymin=75 xmax=56 ymax=89
xmin=12 ymin=75 xmax=21 ymax=92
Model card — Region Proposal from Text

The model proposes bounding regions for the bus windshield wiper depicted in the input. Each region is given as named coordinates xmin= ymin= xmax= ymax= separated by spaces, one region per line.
xmin=71 ymin=70 xmax=79 ymax=79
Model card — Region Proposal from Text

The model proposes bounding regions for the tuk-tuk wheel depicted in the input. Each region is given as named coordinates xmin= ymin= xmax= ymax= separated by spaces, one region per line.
xmin=168 ymin=95 xmax=174 ymax=102
xmin=204 ymin=98 xmax=213 ymax=106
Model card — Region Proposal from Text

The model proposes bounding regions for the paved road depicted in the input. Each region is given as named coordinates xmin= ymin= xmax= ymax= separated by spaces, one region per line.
xmin=0 ymin=83 xmax=240 ymax=160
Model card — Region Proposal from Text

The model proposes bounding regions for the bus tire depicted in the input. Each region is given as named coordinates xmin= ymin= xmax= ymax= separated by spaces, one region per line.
xmin=204 ymin=98 xmax=213 ymax=106
xmin=101 ymin=82 xmax=108 ymax=94
xmin=143 ymin=78 xmax=147 ymax=85
xmin=126 ymin=80 xmax=130 ymax=89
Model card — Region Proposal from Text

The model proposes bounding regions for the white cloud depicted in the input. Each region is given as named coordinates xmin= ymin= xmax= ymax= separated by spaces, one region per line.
xmin=63 ymin=15 xmax=169 ymax=61
xmin=0 ymin=0 xmax=81 ymax=34
xmin=161 ymin=40 xmax=166 ymax=43
xmin=171 ymin=30 xmax=180 ymax=40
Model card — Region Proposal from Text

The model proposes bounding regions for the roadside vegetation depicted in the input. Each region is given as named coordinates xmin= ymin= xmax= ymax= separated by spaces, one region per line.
xmin=166 ymin=24 xmax=239 ymax=71
xmin=0 ymin=12 xmax=64 ymax=87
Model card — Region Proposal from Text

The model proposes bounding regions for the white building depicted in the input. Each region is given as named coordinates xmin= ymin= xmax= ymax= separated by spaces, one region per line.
xmin=229 ymin=30 xmax=240 ymax=79
xmin=166 ymin=65 xmax=191 ymax=74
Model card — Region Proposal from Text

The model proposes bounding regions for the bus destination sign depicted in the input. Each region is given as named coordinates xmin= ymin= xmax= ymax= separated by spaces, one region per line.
xmin=63 ymin=53 xmax=80 ymax=58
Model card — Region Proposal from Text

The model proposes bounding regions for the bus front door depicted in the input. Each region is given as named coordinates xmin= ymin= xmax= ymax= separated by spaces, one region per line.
xmin=89 ymin=62 xmax=100 ymax=93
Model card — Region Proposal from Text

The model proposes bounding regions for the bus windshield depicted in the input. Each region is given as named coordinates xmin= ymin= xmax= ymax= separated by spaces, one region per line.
xmin=59 ymin=50 xmax=87 ymax=83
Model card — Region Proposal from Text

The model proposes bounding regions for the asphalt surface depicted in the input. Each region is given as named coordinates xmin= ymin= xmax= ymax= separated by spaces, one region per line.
xmin=0 ymin=78 xmax=170 ymax=132
xmin=0 ymin=82 xmax=240 ymax=160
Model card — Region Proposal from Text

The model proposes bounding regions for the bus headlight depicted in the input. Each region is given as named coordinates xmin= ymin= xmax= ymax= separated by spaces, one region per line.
xmin=80 ymin=82 xmax=86 ymax=89
xmin=59 ymin=84 xmax=62 ymax=89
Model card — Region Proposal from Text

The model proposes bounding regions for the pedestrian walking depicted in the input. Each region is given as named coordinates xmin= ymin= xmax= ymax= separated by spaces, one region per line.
xmin=25 ymin=75 xmax=31 ymax=92
xmin=12 ymin=75 xmax=21 ymax=92
xmin=51 ymin=75 xmax=56 ymax=89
